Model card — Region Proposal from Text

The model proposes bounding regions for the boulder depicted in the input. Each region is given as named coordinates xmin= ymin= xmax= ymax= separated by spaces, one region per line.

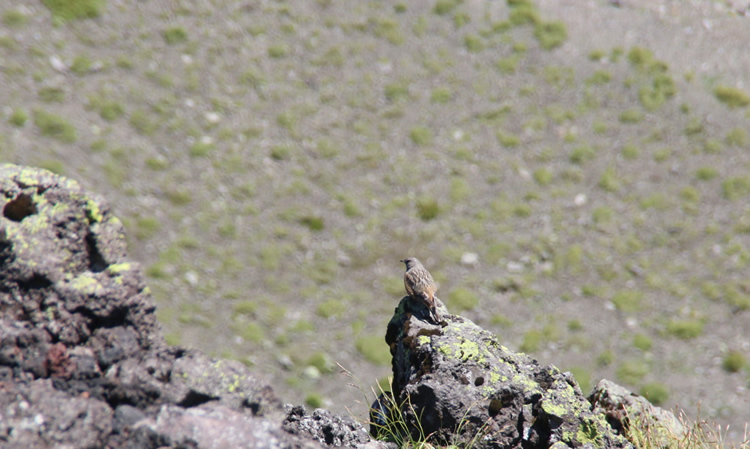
xmin=379 ymin=296 xmax=636 ymax=449
xmin=589 ymin=379 xmax=685 ymax=446
xmin=0 ymin=164 xmax=362 ymax=449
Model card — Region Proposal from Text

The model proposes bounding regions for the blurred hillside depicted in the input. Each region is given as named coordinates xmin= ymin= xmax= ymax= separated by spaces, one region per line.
xmin=1 ymin=0 xmax=748 ymax=440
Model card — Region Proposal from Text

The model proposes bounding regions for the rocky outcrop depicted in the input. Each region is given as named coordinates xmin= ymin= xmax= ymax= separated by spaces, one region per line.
xmin=379 ymin=296 xmax=637 ymax=449
xmin=0 ymin=164 xmax=369 ymax=449
xmin=589 ymin=379 xmax=686 ymax=446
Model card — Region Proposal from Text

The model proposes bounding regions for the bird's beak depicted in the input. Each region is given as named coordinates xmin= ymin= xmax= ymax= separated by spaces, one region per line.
xmin=399 ymin=259 xmax=405 ymax=263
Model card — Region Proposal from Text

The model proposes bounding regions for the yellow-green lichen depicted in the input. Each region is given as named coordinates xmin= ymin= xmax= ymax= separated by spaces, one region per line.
xmin=86 ymin=199 xmax=103 ymax=223
xmin=576 ymin=418 xmax=604 ymax=447
xmin=69 ymin=273 xmax=103 ymax=294
xmin=23 ymin=214 xmax=50 ymax=235
xmin=108 ymin=262 xmax=132 ymax=274
xmin=511 ymin=373 xmax=541 ymax=395
xmin=457 ymin=338 xmax=482 ymax=362
xmin=417 ymin=335 xmax=431 ymax=346
xmin=541 ymin=399 xmax=571 ymax=418
xmin=50 ymin=202 xmax=70 ymax=216
xmin=436 ymin=340 xmax=454 ymax=357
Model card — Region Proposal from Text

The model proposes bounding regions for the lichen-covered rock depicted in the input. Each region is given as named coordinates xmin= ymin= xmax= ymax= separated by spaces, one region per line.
xmin=589 ymin=380 xmax=685 ymax=444
xmin=0 ymin=163 xmax=162 ymax=351
xmin=383 ymin=296 xmax=634 ymax=449
xmin=0 ymin=165 xmax=364 ymax=449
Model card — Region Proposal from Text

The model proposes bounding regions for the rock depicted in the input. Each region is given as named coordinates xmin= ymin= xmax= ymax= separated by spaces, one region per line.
xmin=0 ymin=379 xmax=113 ymax=449
xmin=382 ymin=296 xmax=635 ymax=449
xmin=283 ymin=405 xmax=371 ymax=446
xmin=134 ymin=403 xmax=326 ymax=449
xmin=589 ymin=379 xmax=685 ymax=443
xmin=0 ymin=164 xmax=361 ymax=449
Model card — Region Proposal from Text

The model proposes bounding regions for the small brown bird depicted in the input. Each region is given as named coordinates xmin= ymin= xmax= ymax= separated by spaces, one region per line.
xmin=400 ymin=257 xmax=441 ymax=323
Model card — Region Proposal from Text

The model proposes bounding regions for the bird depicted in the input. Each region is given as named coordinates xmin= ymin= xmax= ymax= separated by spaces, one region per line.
xmin=400 ymin=257 xmax=441 ymax=323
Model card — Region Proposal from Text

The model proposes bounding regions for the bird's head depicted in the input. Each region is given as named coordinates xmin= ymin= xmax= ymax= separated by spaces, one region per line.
xmin=400 ymin=257 xmax=421 ymax=270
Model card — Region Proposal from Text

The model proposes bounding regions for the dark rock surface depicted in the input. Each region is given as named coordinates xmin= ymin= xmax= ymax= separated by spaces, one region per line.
xmin=0 ymin=164 xmax=364 ymax=449
xmin=381 ymin=296 xmax=637 ymax=448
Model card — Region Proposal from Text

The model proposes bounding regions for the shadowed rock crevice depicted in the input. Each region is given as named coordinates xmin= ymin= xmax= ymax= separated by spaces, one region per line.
xmin=3 ymin=193 xmax=37 ymax=222
xmin=85 ymin=232 xmax=108 ymax=273
xmin=177 ymin=390 xmax=218 ymax=408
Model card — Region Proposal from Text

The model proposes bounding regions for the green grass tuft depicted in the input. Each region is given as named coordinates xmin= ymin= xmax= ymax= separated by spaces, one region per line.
xmin=616 ymin=359 xmax=649 ymax=385
xmin=633 ymin=333 xmax=652 ymax=351
xmin=639 ymin=382 xmax=669 ymax=405
xmin=9 ymin=109 xmax=28 ymax=127
xmin=42 ymin=0 xmax=104 ymax=21
xmin=305 ymin=393 xmax=324 ymax=408
xmin=316 ymin=299 xmax=345 ymax=318
xmin=70 ymin=55 xmax=92 ymax=75
xmin=722 ymin=350 xmax=747 ymax=373
xmin=520 ymin=329 xmax=542 ymax=353
xmin=33 ymin=109 xmax=77 ymax=143
xmin=722 ymin=176 xmax=750 ymax=201
xmin=355 ymin=335 xmax=391 ymax=365
xmin=464 ymin=34 xmax=484 ymax=52
xmin=3 ymin=9 xmax=29 ymax=27
xmin=448 ymin=287 xmax=479 ymax=312
xmin=409 ymin=126 xmax=433 ymax=146
xmin=666 ymin=319 xmax=704 ymax=339
xmin=713 ymin=85 xmax=750 ymax=108
xmin=416 ymin=196 xmax=440 ymax=221
xmin=534 ymin=21 xmax=567 ymax=50
xmin=162 ymin=26 xmax=188 ymax=45
xmin=619 ymin=109 xmax=644 ymax=124
xmin=611 ymin=290 xmax=642 ymax=312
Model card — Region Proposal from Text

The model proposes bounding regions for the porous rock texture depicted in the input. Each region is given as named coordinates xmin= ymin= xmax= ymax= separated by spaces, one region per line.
xmin=381 ymin=296 xmax=637 ymax=449
xmin=0 ymin=164 xmax=372 ymax=449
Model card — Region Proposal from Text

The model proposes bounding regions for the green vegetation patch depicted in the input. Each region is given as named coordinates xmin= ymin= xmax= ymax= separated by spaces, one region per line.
xmin=316 ymin=299 xmax=345 ymax=319
xmin=33 ymin=109 xmax=77 ymax=143
xmin=162 ymin=26 xmax=188 ymax=45
xmin=70 ymin=55 xmax=92 ymax=75
xmin=520 ymin=329 xmax=542 ymax=353
xmin=448 ymin=287 xmax=479 ymax=312
xmin=3 ymin=9 xmax=29 ymax=27
xmin=409 ymin=126 xmax=433 ymax=146
xmin=722 ymin=350 xmax=747 ymax=373
xmin=416 ymin=196 xmax=440 ymax=221
xmin=38 ymin=87 xmax=66 ymax=103
xmin=616 ymin=359 xmax=649 ymax=385
xmin=305 ymin=393 xmax=323 ymax=408
xmin=42 ymin=0 xmax=104 ymax=21
xmin=355 ymin=335 xmax=391 ymax=365
xmin=639 ymin=382 xmax=669 ymax=405
xmin=9 ymin=109 xmax=28 ymax=127
xmin=534 ymin=21 xmax=567 ymax=50
xmin=666 ymin=319 xmax=704 ymax=339
xmin=722 ymin=176 xmax=750 ymax=201
xmin=713 ymin=85 xmax=750 ymax=109
xmin=633 ymin=333 xmax=652 ymax=351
